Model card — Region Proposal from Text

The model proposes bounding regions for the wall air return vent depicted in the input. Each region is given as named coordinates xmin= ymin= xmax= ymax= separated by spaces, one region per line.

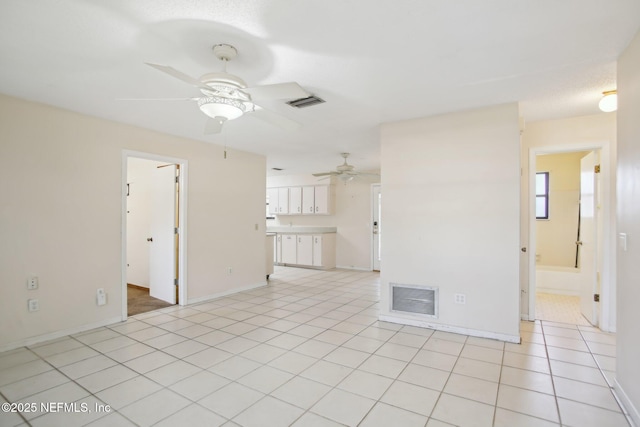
xmin=286 ymin=95 xmax=325 ymax=108
xmin=390 ymin=283 xmax=438 ymax=318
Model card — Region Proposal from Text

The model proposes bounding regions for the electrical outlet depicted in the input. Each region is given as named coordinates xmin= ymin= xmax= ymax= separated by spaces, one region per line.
xmin=454 ymin=294 xmax=466 ymax=304
xmin=255 ymin=223 xmax=259 ymax=231
xmin=228 ymin=267 xmax=233 ymax=274
xmin=28 ymin=299 xmax=39 ymax=312
xmin=27 ymin=276 xmax=39 ymax=290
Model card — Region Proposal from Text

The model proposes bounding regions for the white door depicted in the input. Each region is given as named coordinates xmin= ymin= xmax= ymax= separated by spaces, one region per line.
xmin=372 ymin=184 xmax=381 ymax=271
xmin=579 ymin=152 xmax=598 ymax=325
xmin=149 ymin=165 xmax=176 ymax=304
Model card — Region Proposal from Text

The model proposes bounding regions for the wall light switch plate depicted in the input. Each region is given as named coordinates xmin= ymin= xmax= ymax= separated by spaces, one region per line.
xmin=454 ymin=294 xmax=466 ymax=304
xmin=96 ymin=288 xmax=107 ymax=306
xmin=619 ymin=233 xmax=628 ymax=251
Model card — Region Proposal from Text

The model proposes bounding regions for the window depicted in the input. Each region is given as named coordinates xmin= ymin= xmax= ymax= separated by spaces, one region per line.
xmin=536 ymin=172 xmax=549 ymax=219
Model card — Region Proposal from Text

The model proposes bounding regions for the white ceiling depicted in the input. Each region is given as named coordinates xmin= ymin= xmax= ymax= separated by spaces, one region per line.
xmin=1 ymin=1 xmax=638 ymax=175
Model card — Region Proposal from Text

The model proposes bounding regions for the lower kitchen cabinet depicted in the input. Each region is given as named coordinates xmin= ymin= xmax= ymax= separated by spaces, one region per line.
xmin=274 ymin=233 xmax=336 ymax=269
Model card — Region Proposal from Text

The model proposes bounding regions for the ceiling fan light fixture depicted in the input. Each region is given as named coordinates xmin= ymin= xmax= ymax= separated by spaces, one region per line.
xmin=598 ymin=90 xmax=617 ymax=112
xmin=198 ymin=96 xmax=245 ymax=120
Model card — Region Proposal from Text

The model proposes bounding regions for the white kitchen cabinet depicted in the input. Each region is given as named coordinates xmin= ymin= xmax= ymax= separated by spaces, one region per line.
xmin=281 ymin=234 xmax=297 ymax=264
xmin=274 ymin=232 xmax=336 ymax=269
xmin=313 ymin=185 xmax=329 ymax=214
xmin=267 ymin=188 xmax=279 ymax=216
xmin=302 ymin=185 xmax=332 ymax=215
xmin=275 ymin=234 xmax=282 ymax=263
xmin=277 ymin=188 xmax=289 ymax=214
xmin=267 ymin=187 xmax=290 ymax=215
xmin=269 ymin=185 xmax=332 ymax=216
xmin=313 ymin=234 xmax=336 ymax=268
xmin=289 ymin=186 xmax=302 ymax=215
xmin=302 ymin=186 xmax=315 ymax=214
xmin=296 ymin=235 xmax=313 ymax=266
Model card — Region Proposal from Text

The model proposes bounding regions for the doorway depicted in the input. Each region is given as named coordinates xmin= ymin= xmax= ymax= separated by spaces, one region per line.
xmin=122 ymin=151 xmax=187 ymax=319
xmin=526 ymin=143 xmax=615 ymax=331
xmin=372 ymin=184 xmax=381 ymax=271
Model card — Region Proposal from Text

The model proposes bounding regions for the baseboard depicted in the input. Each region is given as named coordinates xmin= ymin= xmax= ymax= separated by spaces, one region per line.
xmin=379 ymin=314 xmax=521 ymax=343
xmin=127 ymin=283 xmax=149 ymax=291
xmin=336 ymin=265 xmax=372 ymax=272
xmin=0 ymin=316 xmax=123 ymax=353
xmin=186 ymin=281 xmax=268 ymax=305
xmin=614 ymin=378 xmax=640 ymax=427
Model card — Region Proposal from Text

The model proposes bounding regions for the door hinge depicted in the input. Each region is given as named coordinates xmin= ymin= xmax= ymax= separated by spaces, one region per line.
xmin=594 ymin=293 xmax=600 ymax=302
xmin=175 ymin=176 xmax=179 ymax=183
xmin=174 ymin=278 xmax=179 ymax=287
xmin=594 ymin=164 xmax=601 ymax=173
xmin=174 ymin=227 xmax=179 ymax=234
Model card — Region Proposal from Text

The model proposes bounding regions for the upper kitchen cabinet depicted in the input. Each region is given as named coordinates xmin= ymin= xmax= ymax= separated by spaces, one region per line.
xmin=268 ymin=185 xmax=333 ymax=216
xmin=267 ymin=187 xmax=290 ymax=215
xmin=289 ymin=186 xmax=303 ymax=215
xmin=302 ymin=185 xmax=333 ymax=215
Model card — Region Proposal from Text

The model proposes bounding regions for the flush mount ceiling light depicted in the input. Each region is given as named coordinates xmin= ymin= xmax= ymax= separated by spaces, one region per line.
xmin=598 ymin=90 xmax=617 ymax=112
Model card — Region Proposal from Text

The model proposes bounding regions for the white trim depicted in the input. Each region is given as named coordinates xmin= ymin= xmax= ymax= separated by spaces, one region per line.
xmin=614 ymin=378 xmax=640 ymax=427
xmin=527 ymin=142 xmax=616 ymax=331
xmin=0 ymin=317 xmax=122 ymax=353
xmin=379 ymin=314 xmax=521 ymax=343
xmin=336 ymin=265 xmax=371 ymax=271
xmin=371 ymin=183 xmax=381 ymax=271
xmin=187 ymin=282 xmax=267 ymax=305
xmin=122 ymin=150 xmax=189 ymax=324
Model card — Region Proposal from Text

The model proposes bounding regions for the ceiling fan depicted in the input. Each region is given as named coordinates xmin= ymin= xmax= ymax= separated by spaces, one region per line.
xmin=313 ymin=153 xmax=380 ymax=182
xmin=143 ymin=44 xmax=309 ymax=134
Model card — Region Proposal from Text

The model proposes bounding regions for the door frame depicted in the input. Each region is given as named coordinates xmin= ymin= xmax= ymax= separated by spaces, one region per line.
xmin=371 ymin=183 xmax=381 ymax=271
xmin=525 ymin=141 xmax=615 ymax=331
xmin=121 ymin=150 xmax=188 ymax=320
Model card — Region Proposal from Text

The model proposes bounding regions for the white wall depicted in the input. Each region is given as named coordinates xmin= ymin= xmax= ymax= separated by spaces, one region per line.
xmin=521 ymin=114 xmax=617 ymax=328
xmin=267 ymin=173 xmax=380 ymax=270
xmin=615 ymin=29 xmax=640 ymax=426
xmin=0 ymin=94 xmax=266 ymax=350
xmin=126 ymin=158 xmax=165 ymax=288
xmin=379 ymin=103 xmax=521 ymax=342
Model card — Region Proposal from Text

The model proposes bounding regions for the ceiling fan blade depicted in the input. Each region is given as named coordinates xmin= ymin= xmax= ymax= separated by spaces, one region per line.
xmin=145 ymin=63 xmax=212 ymax=91
xmin=251 ymin=105 xmax=301 ymax=131
xmin=312 ymin=172 xmax=338 ymax=177
xmin=117 ymin=97 xmax=199 ymax=101
xmin=204 ymin=117 xmax=225 ymax=134
xmin=244 ymin=82 xmax=308 ymax=100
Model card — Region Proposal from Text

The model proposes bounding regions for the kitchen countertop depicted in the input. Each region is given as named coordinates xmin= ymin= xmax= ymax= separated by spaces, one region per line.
xmin=266 ymin=226 xmax=337 ymax=234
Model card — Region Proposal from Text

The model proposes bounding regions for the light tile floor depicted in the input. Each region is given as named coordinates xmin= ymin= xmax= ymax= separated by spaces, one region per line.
xmin=0 ymin=267 xmax=629 ymax=427
xmin=536 ymin=293 xmax=591 ymax=326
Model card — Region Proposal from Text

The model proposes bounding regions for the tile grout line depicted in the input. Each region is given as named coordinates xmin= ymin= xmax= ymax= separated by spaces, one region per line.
xmin=540 ymin=320 xmax=563 ymax=426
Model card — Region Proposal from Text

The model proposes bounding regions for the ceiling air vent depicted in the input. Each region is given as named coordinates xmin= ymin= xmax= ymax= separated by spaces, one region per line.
xmin=286 ymin=95 xmax=325 ymax=108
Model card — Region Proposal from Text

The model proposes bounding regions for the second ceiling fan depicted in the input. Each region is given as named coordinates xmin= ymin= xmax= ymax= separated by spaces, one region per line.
xmin=313 ymin=153 xmax=379 ymax=182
